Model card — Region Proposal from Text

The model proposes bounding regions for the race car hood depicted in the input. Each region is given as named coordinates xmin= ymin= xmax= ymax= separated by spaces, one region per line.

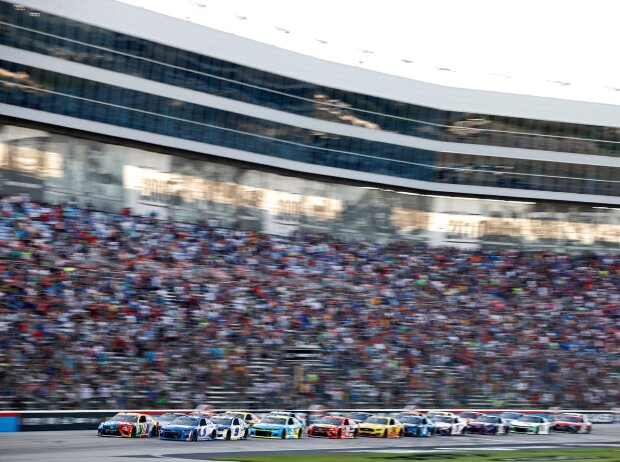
xmin=252 ymin=424 xmax=284 ymax=430
xmin=435 ymin=422 xmax=452 ymax=428
xmin=513 ymin=420 xmax=537 ymax=427
xmin=359 ymin=423 xmax=387 ymax=430
xmin=162 ymin=424 xmax=193 ymax=431
xmin=101 ymin=421 xmax=134 ymax=427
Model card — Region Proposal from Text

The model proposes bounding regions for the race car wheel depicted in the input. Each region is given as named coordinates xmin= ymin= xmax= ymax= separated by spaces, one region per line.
xmin=383 ymin=430 xmax=388 ymax=438
xmin=191 ymin=430 xmax=198 ymax=442
xmin=297 ymin=429 xmax=303 ymax=439
xmin=353 ymin=429 xmax=358 ymax=438
xmin=399 ymin=429 xmax=404 ymax=438
xmin=535 ymin=427 xmax=539 ymax=435
xmin=337 ymin=429 xmax=342 ymax=439
xmin=586 ymin=426 xmax=592 ymax=434
xmin=211 ymin=430 xmax=217 ymax=440
xmin=244 ymin=429 xmax=249 ymax=439
xmin=281 ymin=430 xmax=287 ymax=439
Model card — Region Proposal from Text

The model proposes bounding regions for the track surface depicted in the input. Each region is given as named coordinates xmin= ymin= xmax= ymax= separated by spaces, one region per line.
xmin=2 ymin=426 xmax=619 ymax=462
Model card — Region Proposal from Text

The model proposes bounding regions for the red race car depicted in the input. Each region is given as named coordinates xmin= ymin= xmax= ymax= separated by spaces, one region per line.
xmin=551 ymin=413 xmax=592 ymax=433
xmin=307 ymin=415 xmax=358 ymax=439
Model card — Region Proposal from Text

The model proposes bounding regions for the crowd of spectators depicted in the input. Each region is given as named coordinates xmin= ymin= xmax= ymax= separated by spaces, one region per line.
xmin=0 ymin=194 xmax=618 ymax=410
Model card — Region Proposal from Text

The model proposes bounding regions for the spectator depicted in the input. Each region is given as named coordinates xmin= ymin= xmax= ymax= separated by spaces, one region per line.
xmin=0 ymin=195 xmax=617 ymax=410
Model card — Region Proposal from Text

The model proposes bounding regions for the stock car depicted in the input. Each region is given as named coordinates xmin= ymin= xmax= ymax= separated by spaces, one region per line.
xmin=249 ymin=415 xmax=304 ymax=439
xmin=357 ymin=416 xmax=404 ymax=438
xmin=210 ymin=415 xmax=249 ymax=440
xmin=465 ymin=415 xmax=510 ymax=435
xmin=307 ymin=415 xmax=358 ymax=439
xmin=394 ymin=413 xmax=435 ymax=437
xmin=500 ymin=412 xmax=524 ymax=426
xmin=510 ymin=415 xmax=551 ymax=434
xmin=159 ymin=414 xmax=218 ymax=441
xmin=551 ymin=413 xmax=593 ymax=433
xmin=264 ymin=411 xmax=307 ymax=428
xmin=154 ymin=412 xmax=185 ymax=436
xmin=432 ymin=415 xmax=467 ymax=436
xmin=97 ymin=412 xmax=157 ymax=438
xmin=221 ymin=411 xmax=261 ymax=427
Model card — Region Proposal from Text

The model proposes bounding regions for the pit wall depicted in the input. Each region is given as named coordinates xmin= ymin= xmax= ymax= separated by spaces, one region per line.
xmin=0 ymin=409 xmax=616 ymax=432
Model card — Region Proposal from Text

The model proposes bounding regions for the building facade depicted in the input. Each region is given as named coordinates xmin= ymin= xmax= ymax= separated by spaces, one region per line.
xmin=0 ymin=0 xmax=619 ymax=250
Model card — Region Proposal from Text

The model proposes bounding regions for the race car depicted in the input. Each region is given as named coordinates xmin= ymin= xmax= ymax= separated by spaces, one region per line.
xmin=221 ymin=411 xmax=261 ymax=427
xmin=500 ymin=411 xmax=524 ymax=426
xmin=249 ymin=415 xmax=304 ymax=439
xmin=432 ymin=415 xmax=467 ymax=436
xmin=210 ymin=416 xmax=249 ymax=440
xmin=465 ymin=415 xmax=509 ymax=435
xmin=458 ymin=411 xmax=485 ymax=423
xmin=394 ymin=414 xmax=435 ymax=437
xmin=159 ymin=414 xmax=218 ymax=441
xmin=551 ymin=413 xmax=592 ymax=433
xmin=307 ymin=415 xmax=358 ymax=439
xmin=154 ymin=412 xmax=185 ymax=436
xmin=357 ymin=416 xmax=404 ymax=438
xmin=97 ymin=412 xmax=157 ymax=438
xmin=343 ymin=411 xmax=373 ymax=423
xmin=510 ymin=415 xmax=551 ymax=434
xmin=264 ymin=411 xmax=306 ymax=428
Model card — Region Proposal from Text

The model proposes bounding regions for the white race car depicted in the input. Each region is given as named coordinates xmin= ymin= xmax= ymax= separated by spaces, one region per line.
xmin=510 ymin=415 xmax=551 ymax=434
xmin=210 ymin=416 xmax=249 ymax=440
xmin=432 ymin=415 xmax=467 ymax=436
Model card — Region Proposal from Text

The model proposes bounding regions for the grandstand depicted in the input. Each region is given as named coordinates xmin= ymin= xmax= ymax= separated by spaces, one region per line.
xmin=0 ymin=0 xmax=618 ymax=411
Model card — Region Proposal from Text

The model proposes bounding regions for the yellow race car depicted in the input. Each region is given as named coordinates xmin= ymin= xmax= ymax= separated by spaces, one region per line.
xmin=357 ymin=415 xmax=404 ymax=438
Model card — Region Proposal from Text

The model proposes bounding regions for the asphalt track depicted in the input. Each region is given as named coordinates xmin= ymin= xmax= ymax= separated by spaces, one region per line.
xmin=1 ymin=426 xmax=619 ymax=462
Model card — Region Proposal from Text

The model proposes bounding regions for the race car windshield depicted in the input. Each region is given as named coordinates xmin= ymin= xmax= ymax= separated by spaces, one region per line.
xmin=459 ymin=413 xmax=479 ymax=419
xmin=501 ymin=413 xmax=522 ymax=420
xmin=172 ymin=416 xmax=200 ymax=426
xmin=521 ymin=416 xmax=541 ymax=423
xmin=211 ymin=418 xmax=233 ymax=426
xmin=435 ymin=416 xmax=453 ymax=423
xmin=558 ymin=416 xmax=580 ymax=422
xmin=365 ymin=417 xmax=388 ymax=424
xmin=478 ymin=416 xmax=499 ymax=423
xmin=346 ymin=413 xmax=370 ymax=421
xmin=159 ymin=414 xmax=182 ymax=423
xmin=398 ymin=415 xmax=422 ymax=424
xmin=260 ymin=417 xmax=287 ymax=425
xmin=317 ymin=417 xmax=342 ymax=426
xmin=110 ymin=414 xmax=137 ymax=422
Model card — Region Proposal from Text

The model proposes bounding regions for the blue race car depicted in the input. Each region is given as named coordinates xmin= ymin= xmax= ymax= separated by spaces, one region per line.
xmin=394 ymin=414 xmax=435 ymax=437
xmin=249 ymin=415 xmax=304 ymax=439
xmin=159 ymin=415 xmax=218 ymax=441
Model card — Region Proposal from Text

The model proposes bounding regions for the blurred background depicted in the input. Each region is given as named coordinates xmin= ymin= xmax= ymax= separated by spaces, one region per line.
xmin=0 ymin=0 xmax=618 ymax=412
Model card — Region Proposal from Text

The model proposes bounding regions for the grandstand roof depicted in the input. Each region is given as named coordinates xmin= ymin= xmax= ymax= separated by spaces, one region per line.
xmin=118 ymin=0 xmax=620 ymax=107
